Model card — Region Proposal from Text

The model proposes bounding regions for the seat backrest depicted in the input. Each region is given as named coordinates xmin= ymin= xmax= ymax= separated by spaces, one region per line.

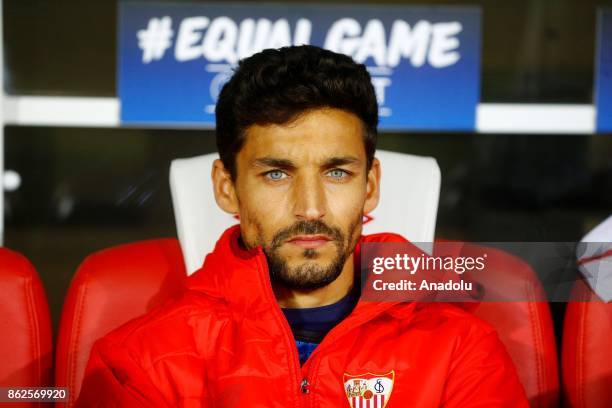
xmin=575 ymin=214 xmax=612 ymax=302
xmin=55 ymin=239 xmax=186 ymax=406
xmin=562 ymin=214 xmax=612 ymax=407
xmin=0 ymin=248 xmax=53 ymax=396
xmin=453 ymin=243 xmax=560 ymax=408
xmin=170 ymin=150 xmax=441 ymax=274
xmin=563 ymin=279 xmax=612 ymax=408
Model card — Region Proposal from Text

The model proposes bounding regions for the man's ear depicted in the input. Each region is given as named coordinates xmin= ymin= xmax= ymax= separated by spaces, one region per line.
xmin=212 ymin=159 xmax=239 ymax=214
xmin=363 ymin=157 xmax=381 ymax=214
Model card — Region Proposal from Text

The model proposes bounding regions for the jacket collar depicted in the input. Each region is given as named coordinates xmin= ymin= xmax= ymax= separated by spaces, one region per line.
xmin=186 ymin=225 xmax=413 ymax=319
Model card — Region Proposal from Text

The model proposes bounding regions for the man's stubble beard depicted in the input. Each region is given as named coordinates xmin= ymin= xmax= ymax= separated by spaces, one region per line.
xmin=248 ymin=215 xmax=362 ymax=290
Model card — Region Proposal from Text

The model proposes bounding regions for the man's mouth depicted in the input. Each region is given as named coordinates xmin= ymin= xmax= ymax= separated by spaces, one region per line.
xmin=287 ymin=234 xmax=332 ymax=249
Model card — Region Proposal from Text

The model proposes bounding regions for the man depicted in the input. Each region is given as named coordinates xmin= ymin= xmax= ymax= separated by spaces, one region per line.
xmin=77 ymin=45 xmax=528 ymax=407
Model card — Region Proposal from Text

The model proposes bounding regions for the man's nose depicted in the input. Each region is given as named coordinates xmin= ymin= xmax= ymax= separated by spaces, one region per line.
xmin=292 ymin=173 xmax=326 ymax=221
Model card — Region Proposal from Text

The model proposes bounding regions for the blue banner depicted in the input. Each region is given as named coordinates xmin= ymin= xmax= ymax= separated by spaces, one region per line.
xmin=119 ymin=3 xmax=481 ymax=131
xmin=596 ymin=9 xmax=612 ymax=133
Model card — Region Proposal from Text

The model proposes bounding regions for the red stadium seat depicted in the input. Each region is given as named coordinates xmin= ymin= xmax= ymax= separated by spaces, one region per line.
xmin=0 ymin=248 xmax=53 ymax=406
xmin=562 ymin=278 xmax=612 ymax=408
xmin=54 ymin=239 xmax=186 ymax=406
xmin=459 ymin=244 xmax=560 ymax=408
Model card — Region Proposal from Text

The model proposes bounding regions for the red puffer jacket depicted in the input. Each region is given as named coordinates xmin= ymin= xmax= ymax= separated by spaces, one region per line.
xmin=76 ymin=226 xmax=528 ymax=407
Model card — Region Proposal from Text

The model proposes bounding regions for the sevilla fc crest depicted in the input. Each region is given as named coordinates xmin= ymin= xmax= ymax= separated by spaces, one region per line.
xmin=344 ymin=371 xmax=394 ymax=408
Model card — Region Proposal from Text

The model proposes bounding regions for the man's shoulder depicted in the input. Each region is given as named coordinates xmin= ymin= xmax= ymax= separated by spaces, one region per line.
xmin=404 ymin=302 xmax=498 ymax=341
xmin=95 ymin=290 xmax=230 ymax=364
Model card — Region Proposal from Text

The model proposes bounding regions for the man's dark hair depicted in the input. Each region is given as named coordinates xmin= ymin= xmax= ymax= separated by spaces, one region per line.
xmin=215 ymin=45 xmax=378 ymax=179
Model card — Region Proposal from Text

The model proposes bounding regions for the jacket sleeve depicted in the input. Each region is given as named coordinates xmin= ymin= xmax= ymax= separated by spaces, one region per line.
xmin=75 ymin=338 xmax=172 ymax=407
xmin=441 ymin=329 xmax=530 ymax=407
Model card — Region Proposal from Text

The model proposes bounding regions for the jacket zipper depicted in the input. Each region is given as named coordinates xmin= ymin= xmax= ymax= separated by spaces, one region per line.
xmin=255 ymin=254 xmax=311 ymax=408
xmin=297 ymin=301 xmax=410 ymax=406
xmin=300 ymin=378 xmax=310 ymax=394
xmin=255 ymin=250 xmax=406 ymax=407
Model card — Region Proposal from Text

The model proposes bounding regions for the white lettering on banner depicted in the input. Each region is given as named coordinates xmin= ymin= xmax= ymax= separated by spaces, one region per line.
xmin=203 ymin=17 xmax=239 ymax=63
xmin=354 ymin=20 xmax=387 ymax=67
xmin=237 ymin=18 xmax=312 ymax=58
xmin=137 ymin=16 xmax=174 ymax=63
xmin=294 ymin=19 xmax=313 ymax=46
xmin=371 ymin=77 xmax=392 ymax=105
xmin=267 ymin=19 xmax=292 ymax=49
xmin=209 ymin=70 xmax=233 ymax=103
xmin=237 ymin=19 xmax=273 ymax=58
xmin=324 ymin=18 xmax=362 ymax=57
xmin=387 ymin=20 xmax=431 ymax=67
xmin=173 ymin=17 xmax=313 ymax=64
xmin=175 ymin=17 xmax=209 ymax=61
xmin=137 ymin=14 xmax=465 ymax=118
xmin=429 ymin=22 xmax=462 ymax=67
xmin=324 ymin=18 xmax=462 ymax=68
xmin=148 ymin=16 xmax=462 ymax=68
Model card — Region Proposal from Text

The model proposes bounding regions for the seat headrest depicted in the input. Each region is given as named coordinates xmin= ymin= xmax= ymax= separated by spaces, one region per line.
xmin=171 ymin=150 xmax=440 ymax=275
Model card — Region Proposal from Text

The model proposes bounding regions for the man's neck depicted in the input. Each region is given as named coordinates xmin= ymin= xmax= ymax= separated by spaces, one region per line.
xmin=273 ymin=254 xmax=355 ymax=309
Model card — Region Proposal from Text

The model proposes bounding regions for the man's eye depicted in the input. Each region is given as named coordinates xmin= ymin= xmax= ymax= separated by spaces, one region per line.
xmin=264 ymin=170 xmax=287 ymax=180
xmin=327 ymin=169 xmax=349 ymax=179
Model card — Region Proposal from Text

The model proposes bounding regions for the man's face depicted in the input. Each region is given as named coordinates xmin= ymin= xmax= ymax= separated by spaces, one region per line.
xmin=215 ymin=108 xmax=380 ymax=290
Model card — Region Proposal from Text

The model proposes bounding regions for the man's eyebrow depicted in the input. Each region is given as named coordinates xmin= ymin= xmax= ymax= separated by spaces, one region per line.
xmin=251 ymin=156 xmax=361 ymax=169
xmin=251 ymin=157 xmax=296 ymax=169
xmin=323 ymin=156 xmax=361 ymax=167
